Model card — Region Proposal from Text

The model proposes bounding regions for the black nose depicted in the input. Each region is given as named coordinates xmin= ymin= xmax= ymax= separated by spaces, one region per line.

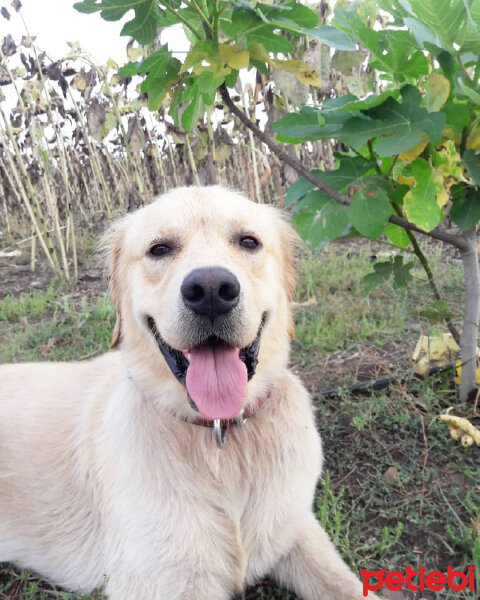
xmin=181 ymin=267 xmax=240 ymax=319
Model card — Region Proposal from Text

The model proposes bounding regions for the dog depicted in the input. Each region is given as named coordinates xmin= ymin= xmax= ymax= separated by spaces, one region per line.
xmin=0 ymin=186 xmax=380 ymax=599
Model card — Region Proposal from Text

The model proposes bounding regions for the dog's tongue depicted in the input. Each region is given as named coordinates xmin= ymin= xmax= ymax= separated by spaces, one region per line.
xmin=186 ymin=341 xmax=247 ymax=420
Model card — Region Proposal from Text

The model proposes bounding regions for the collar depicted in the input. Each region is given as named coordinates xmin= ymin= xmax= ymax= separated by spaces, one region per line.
xmin=181 ymin=395 xmax=268 ymax=449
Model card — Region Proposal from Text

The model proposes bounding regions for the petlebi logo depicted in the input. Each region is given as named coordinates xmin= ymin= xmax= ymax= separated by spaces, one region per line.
xmin=361 ymin=564 xmax=476 ymax=596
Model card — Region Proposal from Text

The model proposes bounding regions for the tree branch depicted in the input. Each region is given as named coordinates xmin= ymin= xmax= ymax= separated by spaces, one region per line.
xmin=459 ymin=229 xmax=480 ymax=401
xmin=219 ymin=84 xmax=469 ymax=253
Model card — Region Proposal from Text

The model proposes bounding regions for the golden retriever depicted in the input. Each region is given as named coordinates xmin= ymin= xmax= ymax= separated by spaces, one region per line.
xmin=0 ymin=186 xmax=379 ymax=599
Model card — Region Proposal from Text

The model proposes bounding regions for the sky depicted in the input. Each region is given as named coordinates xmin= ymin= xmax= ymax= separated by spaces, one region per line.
xmin=0 ymin=0 xmax=181 ymax=65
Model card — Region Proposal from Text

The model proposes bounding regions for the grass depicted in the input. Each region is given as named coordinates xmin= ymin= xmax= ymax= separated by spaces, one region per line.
xmin=0 ymin=283 xmax=115 ymax=363
xmin=0 ymin=241 xmax=478 ymax=599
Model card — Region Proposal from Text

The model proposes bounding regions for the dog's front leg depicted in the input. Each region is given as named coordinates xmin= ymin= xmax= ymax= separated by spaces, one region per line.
xmin=271 ymin=514 xmax=382 ymax=600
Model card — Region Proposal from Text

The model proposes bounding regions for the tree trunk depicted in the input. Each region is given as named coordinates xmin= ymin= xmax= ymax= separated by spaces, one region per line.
xmin=460 ymin=228 xmax=480 ymax=401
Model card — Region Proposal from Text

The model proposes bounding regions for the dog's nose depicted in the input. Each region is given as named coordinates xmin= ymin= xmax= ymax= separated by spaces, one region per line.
xmin=181 ymin=267 xmax=240 ymax=318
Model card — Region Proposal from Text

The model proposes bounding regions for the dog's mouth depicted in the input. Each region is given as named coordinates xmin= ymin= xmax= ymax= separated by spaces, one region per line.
xmin=147 ymin=315 xmax=266 ymax=420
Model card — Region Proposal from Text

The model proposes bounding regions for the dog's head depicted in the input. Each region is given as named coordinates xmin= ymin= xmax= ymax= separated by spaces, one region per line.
xmin=103 ymin=186 xmax=297 ymax=420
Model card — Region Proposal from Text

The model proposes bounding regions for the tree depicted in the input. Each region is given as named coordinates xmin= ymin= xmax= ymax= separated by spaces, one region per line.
xmin=74 ymin=0 xmax=480 ymax=402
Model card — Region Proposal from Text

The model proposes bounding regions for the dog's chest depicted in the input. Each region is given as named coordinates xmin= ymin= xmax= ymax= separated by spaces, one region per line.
xmin=181 ymin=417 xmax=323 ymax=582
xmin=102 ymin=390 xmax=322 ymax=590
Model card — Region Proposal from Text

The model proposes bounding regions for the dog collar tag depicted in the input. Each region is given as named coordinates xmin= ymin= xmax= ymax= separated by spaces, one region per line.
xmin=214 ymin=419 xmax=228 ymax=449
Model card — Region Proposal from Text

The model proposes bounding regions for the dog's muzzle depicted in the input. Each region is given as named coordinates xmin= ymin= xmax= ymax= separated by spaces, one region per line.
xmin=147 ymin=314 xmax=266 ymax=387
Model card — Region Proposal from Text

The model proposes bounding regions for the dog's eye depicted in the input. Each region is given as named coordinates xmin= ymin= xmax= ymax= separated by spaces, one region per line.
xmin=239 ymin=236 xmax=260 ymax=250
xmin=149 ymin=244 xmax=172 ymax=257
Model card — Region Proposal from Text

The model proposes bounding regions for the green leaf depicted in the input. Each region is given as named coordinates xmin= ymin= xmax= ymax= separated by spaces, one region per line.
xmin=362 ymin=261 xmax=394 ymax=292
xmin=271 ymin=111 xmax=326 ymax=143
xmin=220 ymin=8 xmax=264 ymax=39
xmin=157 ymin=8 xmax=181 ymax=27
xmin=137 ymin=46 xmax=171 ymax=77
xmin=407 ymin=0 xmax=467 ymax=51
xmin=419 ymin=299 xmax=453 ymax=324
xmin=73 ymin=0 xmax=101 ymax=15
xmin=308 ymin=198 xmax=350 ymax=248
xmin=285 ymin=177 xmax=315 ymax=207
xmin=74 ymin=0 xmax=158 ymax=44
xmin=197 ymin=71 xmax=225 ymax=94
xmin=120 ymin=0 xmax=157 ymax=44
xmin=339 ymin=88 xmax=402 ymax=112
xmin=118 ymin=62 xmax=139 ymax=77
xmin=248 ymin=27 xmax=293 ymax=54
xmin=273 ymin=2 xmax=319 ymax=28
xmin=454 ymin=73 xmax=480 ymax=102
xmin=383 ymin=223 xmax=411 ymax=248
xmin=315 ymin=156 xmax=377 ymax=191
xmin=450 ymin=183 xmax=480 ymax=229
xmin=403 ymin=17 xmax=440 ymax=49
xmin=181 ymin=7 xmax=203 ymax=44
xmin=292 ymin=211 xmax=315 ymax=240
xmin=250 ymin=59 xmax=269 ymax=75
xmin=334 ymin=10 xmax=428 ymax=77
xmin=181 ymin=41 xmax=216 ymax=73
xmin=443 ymin=100 xmax=470 ymax=139
xmin=463 ymin=150 xmax=480 ymax=185
xmin=292 ymin=191 xmax=349 ymax=249
xmin=224 ymin=69 xmax=239 ymax=88
xmin=303 ymin=26 xmax=356 ymax=50
xmin=347 ymin=189 xmax=392 ymax=239
xmin=392 ymin=255 xmax=414 ymax=289
xmin=403 ymin=158 xmax=443 ymax=231
xmin=286 ymin=157 xmax=376 ymax=205
xmin=168 ymin=83 xmax=184 ymax=125
xmin=181 ymin=83 xmax=201 ymax=131
xmin=140 ymin=56 xmax=181 ymax=111
xmin=338 ymin=86 xmax=445 ymax=156
xmin=273 ymin=105 xmax=354 ymax=143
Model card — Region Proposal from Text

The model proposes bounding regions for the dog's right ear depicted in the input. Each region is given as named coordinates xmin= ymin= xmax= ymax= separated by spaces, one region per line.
xmin=101 ymin=220 xmax=126 ymax=350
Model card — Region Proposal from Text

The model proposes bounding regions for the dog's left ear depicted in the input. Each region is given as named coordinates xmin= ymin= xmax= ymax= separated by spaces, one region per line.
xmin=278 ymin=215 xmax=298 ymax=340
xmin=101 ymin=221 xmax=126 ymax=350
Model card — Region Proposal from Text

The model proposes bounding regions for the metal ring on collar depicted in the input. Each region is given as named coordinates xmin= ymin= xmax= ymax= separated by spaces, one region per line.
xmin=214 ymin=419 xmax=228 ymax=449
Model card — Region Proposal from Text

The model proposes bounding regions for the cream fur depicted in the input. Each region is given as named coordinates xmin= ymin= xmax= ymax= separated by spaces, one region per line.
xmin=0 ymin=186 xmax=380 ymax=599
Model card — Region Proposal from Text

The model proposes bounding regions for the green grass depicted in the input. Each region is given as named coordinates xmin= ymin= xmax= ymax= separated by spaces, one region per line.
xmin=0 ymin=242 xmax=478 ymax=599
xmin=0 ymin=284 xmax=115 ymax=363
xmin=293 ymin=243 xmax=464 ymax=354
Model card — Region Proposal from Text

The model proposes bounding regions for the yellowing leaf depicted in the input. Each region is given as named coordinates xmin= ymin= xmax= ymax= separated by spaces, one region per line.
xmin=433 ymin=170 xmax=448 ymax=207
xmin=435 ymin=140 xmax=462 ymax=175
xmin=249 ymin=41 xmax=271 ymax=63
xmin=434 ymin=139 xmax=465 ymax=189
xmin=273 ymin=59 xmax=322 ymax=88
xmin=453 ymin=358 xmax=480 ymax=385
xmin=218 ymin=44 xmax=250 ymax=71
xmin=440 ymin=408 xmax=480 ymax=445
xmin=397 ymin=174 xmax=415 ymax=186
xmin=411 ymin=332 xmax=459 ymax=376
xmin=467 ymin=118 xmax=480 ymax=150
xmin=71 ymin=72 xmax=87 ymax=91
xmin=398 ymin=134 xmax=429 ymax=161
xmin=425 ymin=73 xmax=450 ymax=112
xmin=443 ymin=124 xmax=461 ymax=144
xmin=193 ymin=63 xmax=230 ymax=77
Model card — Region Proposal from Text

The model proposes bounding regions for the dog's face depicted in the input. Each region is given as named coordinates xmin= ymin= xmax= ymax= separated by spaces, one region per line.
xmin=105 ymin=186 xmax=296 ymax=420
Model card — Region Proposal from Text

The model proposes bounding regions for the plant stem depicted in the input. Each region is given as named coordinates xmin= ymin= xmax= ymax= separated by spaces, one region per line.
xmin=391 ymin=205 xmax=461 ymax=343
xmin=185 ymin=134 xmax=201 ymax=185
xmin=163 ymin=3 xmax=202 ymax=39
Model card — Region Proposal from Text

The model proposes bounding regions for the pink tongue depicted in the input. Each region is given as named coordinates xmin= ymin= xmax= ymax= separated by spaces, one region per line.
xmin=186 ymin=342 xmax=248 ymax=420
